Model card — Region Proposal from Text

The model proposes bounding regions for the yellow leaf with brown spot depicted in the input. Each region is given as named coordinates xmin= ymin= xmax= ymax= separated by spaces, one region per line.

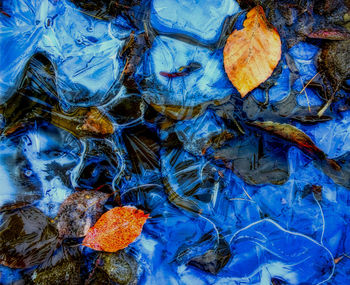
xmin=223 ymin=6 xmax=281 ymax=97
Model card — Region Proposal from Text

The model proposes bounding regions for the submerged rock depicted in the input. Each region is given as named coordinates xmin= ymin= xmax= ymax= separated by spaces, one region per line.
xmin=150 ymin=0 xmax=240 ymax=45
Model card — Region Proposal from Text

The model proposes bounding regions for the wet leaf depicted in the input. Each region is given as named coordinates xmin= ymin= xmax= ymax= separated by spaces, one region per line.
xmin=312 ymin=185 xmax=323 ymax=202
xmin=247 ymin=121 xmax=342 ymax=174
xmin=247 ymin=121 xmax=328 ymax=160
xmin=0 ymin=206 xmax=58 ymax=268
xmin=223 ymin=6 xmax=281 ymax=97
xmin=56 ymin=190 xmax=110 ymax=239
xmin=334 ymin=255 xmax=344 ymax=264
xmin=82 ymin=206 xmax=149 ymax=252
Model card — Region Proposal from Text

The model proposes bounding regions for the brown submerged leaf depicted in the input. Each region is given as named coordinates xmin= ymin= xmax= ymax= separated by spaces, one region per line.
xmin=247 ymin=121 xmax=327 ymax=160
xmin=247 ymin=121 xmax=341 ymax=174
xmin=56 ymin=190 xmax=110 ymax=239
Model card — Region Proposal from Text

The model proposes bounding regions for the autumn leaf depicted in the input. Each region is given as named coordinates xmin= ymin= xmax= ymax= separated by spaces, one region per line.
xmin=246 ymin=120 xmax=341 ymax=171
xmin=223 ymin=6 xmax=281 ymax=97
xmin=82 ymin=206 xmax=149 ymax=252
xmin=56 ymin=190 xmax=110 ymax=239
xmin=247 ymin=121 xmax=326 ymax=160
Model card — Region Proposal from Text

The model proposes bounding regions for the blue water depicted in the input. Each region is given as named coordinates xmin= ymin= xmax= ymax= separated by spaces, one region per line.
xmin=0 ymin=0 xmax=349 ymax=284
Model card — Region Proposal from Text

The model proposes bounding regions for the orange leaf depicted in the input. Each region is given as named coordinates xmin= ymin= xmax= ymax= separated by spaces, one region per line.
xmin=82 ymin=206 xmax=149 ymax=252
xmin=223 ymin=6 xmax=281 ymax=97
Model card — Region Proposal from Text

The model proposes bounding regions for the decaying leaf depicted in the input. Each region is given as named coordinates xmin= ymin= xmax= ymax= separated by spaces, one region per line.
xmin=82 ymin=206 xmax=149 ymax=252
xmin=242 ymin=121 xmax=350 ymax=189
xmin=247 ymin=121 xmax=327 ymax=160
xmin=56 ymin=190 xmax=110 ymax=239
xmin=320 ymin=151 xmax=350 ymax=189
xmin=0 ymin=206 xmax=58 ymax=268
xmin=247 ymin=121 xmax=341 ymax=171
xmin=121 ymin=32 xmax=151 ymax=90
xmin=223 ymin=6 xmax=281 ymax=97
xmin=334 ymin=255 xmax=344 ymax=264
